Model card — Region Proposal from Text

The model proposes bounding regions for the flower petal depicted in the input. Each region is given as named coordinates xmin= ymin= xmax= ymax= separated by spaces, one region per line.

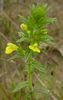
xmin=20 ymin=23 xmax=27 ymax=31
xmin=5 ymin=43 xmax=18 ymax=54
xmin=29 ymin=44 xmax=40 ymax=53
xmin=5 ymin=47 xmax=14 ymax=54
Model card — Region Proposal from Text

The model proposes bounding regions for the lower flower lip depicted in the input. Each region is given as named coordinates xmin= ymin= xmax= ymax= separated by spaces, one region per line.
xmin=29 ymin=45 xmax=40 ymax=53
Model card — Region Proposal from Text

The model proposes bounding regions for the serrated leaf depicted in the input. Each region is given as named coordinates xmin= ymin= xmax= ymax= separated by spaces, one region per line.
xmin=17 ymin=37 xmax=26 ymax=43
xmin=17 ymin=32 xmax=29 ymax=43
xmin=18 ymin=32 xmax=25 ymax=37
xmin=34 ymin=88 xmax=48 ymax=94
xmin=46 ymin=40 xmax=55 ymax=46
xmin=8 ymin=53 xmax=23 ymax=61
xmin=8 ymin=47 xmax=25 ymax=61
xmin=40 ymin=34 xmax=54 ymax=45
xmin=12 ymin=81 xmax=28 ymax=93
xmin=47 ymin=18 xmax=56 ymax=24
xmin=42 ymin=39 xmax=55 ymax=45
xmin=24 ymin=48 xmax=31 ymax=62
xmin=18 ymin=15 xmax=28 ymax=24
xmin=32 ymin=59 xmax=46 ymax=73
xmin=41 ymin=34 xmax=53 ymax=40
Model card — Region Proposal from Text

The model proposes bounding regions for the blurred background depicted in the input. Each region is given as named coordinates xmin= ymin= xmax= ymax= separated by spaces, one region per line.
xmin=0 ymin=0 xmax=63 ymax=100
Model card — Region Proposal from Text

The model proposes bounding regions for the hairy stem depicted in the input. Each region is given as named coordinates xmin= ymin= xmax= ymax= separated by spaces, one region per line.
xmin=28 ymin=62 xmax=32 ymax=90
xmin=28 ymin=59 xmax=33 ymax=100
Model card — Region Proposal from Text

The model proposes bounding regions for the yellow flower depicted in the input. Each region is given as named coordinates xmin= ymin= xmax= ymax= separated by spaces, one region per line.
xmin=29 ymin=43 xmax=40 ymax=53
xmin=20 ymin=23 xmax=27 ymax=31
xmin=44 ymin=31 xmax=47 ymax=34
xmin=5 ymin=43 xmax=18 ymax=54
xmin=43 ymin=29 xmax=47 ymax=34
xmin=27 ymin=30 xmax=31 ymax=34
xmin=41 ymin=29 xmax=47 ymax=34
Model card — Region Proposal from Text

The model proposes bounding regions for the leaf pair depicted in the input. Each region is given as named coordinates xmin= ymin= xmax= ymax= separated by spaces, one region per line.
xmin=12 ymin=81 xmax=28 ymax=93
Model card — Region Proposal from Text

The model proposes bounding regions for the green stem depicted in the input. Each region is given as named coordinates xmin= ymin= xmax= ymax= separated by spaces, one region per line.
xmin=27 ymin=53 xmax=36 ymax=100
xmin=28 ymin=59 xmax=33 ymax=100
xmin=28 ymin=60 xmax=32 ymax=91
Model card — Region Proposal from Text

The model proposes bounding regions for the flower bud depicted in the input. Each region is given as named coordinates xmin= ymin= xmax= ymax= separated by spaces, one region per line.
xmin=20 ymin=23 xmax=27 ymax=31
xmin=27 ymin=30 xmax=31 ymax=34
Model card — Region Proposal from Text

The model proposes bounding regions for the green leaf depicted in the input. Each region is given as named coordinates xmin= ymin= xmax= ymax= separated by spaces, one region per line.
xmin=40 ymin=34 xmax=54 ymax=45
xmin=12 ymin=81 xmax=28 ymax=93
xmin=33 ymin=88 xmax=48 ymax=94
xmin=8 ymin=46 xmax=25 ymax=61
xmin=47 ymin=18 xmax=56 ymax=24
xmin=18 ymin=15 xmax=28 ymax=24
xmin=17 ymin=37 xmax=26 ymax=43
xmin=40 ymin=34 xmax=53 ymax=40
xmin=17 ymin=32 xmax=29 ymax=43
xmin=42 ymin=39 xmax=54 ymax=45
xmin=24 ymin=48 xmax=31 ymax=62
xmin=8 ymin=53 xmax=23 ymax=61
xmin=32 ymin=59 xmax=46 ymax=73
xmin=45 ymin=40 xmax=55 ymax=45
xmin=18 ymin=32 xmax=25 ymax=37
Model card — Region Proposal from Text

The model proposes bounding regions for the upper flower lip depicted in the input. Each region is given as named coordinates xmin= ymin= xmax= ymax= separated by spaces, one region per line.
xmin=5 ymin=43 xmax=18 ymax=54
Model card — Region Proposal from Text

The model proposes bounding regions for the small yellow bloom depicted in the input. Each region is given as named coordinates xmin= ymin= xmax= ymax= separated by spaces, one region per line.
xmin=41 ymin=29 xmax=47 ymax=34
xmin=20 ymin=23 xmax=27 ymax=31
xmin=44 ymin=31 xmax=47 ymax=34
xmin=27 ymin=30 xmax=31 ymax=34
xmin=5 ymin=43 xmax=18 ymax=54
xmin=29 ymin=43 xmax=40 ymax=53
xmin=43 ymin=29 xmax=47 ymax=34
